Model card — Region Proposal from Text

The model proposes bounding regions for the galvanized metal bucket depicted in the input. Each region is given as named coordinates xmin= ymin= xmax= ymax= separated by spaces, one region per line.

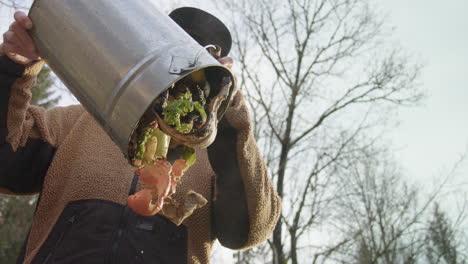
xmin=28 ymin=0 xmax=234 ymax=159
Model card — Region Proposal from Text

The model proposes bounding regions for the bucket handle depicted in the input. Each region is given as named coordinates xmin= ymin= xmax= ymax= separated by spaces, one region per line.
xmin=169 ymin=45 xmax=217 ymax=75
xmin=193 ymin=44 xmax=216 ymax=66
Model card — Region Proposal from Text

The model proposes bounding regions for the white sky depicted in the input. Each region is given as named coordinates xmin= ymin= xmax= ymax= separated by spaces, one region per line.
xmin=377 ymin=0 xmax=468 ymax=188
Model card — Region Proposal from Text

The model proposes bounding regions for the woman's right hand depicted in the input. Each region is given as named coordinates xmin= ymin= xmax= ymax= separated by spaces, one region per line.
xmin=2 ymin=11 xmax=40 ymax=65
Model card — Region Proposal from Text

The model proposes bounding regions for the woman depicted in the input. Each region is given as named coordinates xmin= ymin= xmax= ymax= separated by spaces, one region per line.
xmin=0 ymin=10 xmax=280 ymax=264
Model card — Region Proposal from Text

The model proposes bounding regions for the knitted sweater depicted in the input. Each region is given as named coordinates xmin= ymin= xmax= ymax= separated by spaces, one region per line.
xmin=0 ymin=44 xmax=281 ymax=264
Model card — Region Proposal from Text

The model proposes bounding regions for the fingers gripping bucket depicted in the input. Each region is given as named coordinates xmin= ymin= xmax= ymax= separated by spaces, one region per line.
xmin=28 ymin=1 xmax=234 ymax=160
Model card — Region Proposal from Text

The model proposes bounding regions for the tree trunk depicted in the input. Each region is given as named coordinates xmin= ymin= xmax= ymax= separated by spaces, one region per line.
xmin=290 ymin=230 xmax=298 ymax=264
xmin=272 ymin=147 xmax=287 ymax=263
xmin=272 ymin=222 xmax=284 ymax=264
xmin=272 ymin=142 xmax=291 ymax=263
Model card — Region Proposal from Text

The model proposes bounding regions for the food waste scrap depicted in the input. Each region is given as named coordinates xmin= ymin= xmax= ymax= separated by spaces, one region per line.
xmin=127 ymin=68 xmax=231 ymax=225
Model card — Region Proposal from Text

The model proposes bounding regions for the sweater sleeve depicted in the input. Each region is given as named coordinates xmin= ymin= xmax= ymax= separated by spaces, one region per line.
xmin=0 ymin=44 xmax=82 ymax=195
xmin=208 ymin=90 xmax=281 ymax=250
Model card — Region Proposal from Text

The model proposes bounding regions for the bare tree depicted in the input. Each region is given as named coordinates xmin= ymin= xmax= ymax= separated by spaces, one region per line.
xmin=0 ymin=0 xmax=27 ymax=9
xmin=233 ymin=244 xmax=273 ymax=264
xmin=332 ymin=151 xmax=428 ymax=264
xmin=211 ymin=0 xmax=423 ymax=263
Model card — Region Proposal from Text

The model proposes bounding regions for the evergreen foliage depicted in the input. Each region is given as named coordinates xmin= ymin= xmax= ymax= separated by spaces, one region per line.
xmin=30 ymin=66 xmax=61 ymax=108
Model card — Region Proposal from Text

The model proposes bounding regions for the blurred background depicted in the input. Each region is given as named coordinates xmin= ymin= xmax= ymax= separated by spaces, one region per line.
xmin=1 ymin=0 xmax=467 ymax=263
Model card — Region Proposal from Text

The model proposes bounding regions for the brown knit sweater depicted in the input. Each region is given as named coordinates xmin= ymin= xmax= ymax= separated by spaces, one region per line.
xmin=0 ymin=44 xmax=281 ymax=264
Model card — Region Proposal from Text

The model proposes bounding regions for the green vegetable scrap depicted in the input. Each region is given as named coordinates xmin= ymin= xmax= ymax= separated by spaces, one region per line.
xmin=153 ymin=127 xmax=171 ymax=159
xmin=135 ymin=126 xmax=154 ymax=161
xmin=162 ymin=92 xmax=207 ymax=133
xmin=181 ymin=146 xmax=196 ymax=167
xmin=193 ymin=101 xmax=207 ymax=120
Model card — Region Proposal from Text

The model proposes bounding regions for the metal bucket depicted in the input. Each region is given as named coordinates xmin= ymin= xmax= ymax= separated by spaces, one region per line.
xmin=28 ymin=0 xmax=234 ymax=159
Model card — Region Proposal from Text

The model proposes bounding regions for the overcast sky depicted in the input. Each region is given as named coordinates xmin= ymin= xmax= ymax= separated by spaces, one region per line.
xmin=377 ymin=0 xmax=468 ymax=189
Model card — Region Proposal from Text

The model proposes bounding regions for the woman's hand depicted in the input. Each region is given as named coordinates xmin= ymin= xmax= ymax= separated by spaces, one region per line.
xmin=218 ymin=56 xmax=233 ymax=70
xmin=2 ymin=11 xmax=40 ymax=65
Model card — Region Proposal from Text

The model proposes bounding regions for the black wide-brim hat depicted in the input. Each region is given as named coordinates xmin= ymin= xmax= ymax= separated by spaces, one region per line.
xmin=169 ymin=7 xmax=232 ymax=57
